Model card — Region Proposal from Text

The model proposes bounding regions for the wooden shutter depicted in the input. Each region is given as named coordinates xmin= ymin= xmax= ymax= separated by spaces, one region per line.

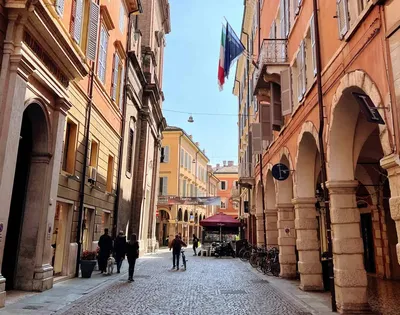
xmin=73 ymin=0 xmax=83 ymax=44
xmin=87 ymin=0 xmax=100 ymax=61
xmin=164 ymin=146 xmax=169 ymax=162
xmin=281 ymin=68 xmax=292 ymax=115
xmin=310 ymin=14 xmax=317 ymax=75
xmin=296 ymin=49 xmax=302 ymax=101
xmin=301 ymin=40 xmax=307 ymax=95
xmin=280 ymin=0 xmax=285 ymax=38
xmin=56 ymin=0 xmax=65 ymax=16
xmin=284 ymin=0 xmax=290 ymax=37
xmin=111 ymin=53 xmax=120 ymax=100
xmin=180 ymin=149 xmax=184 ymax=166
xmin=119 ymin=65 xmax=125 ymax=111
xmin=271 ymin=83 xmax=282 ymax=130
xmin=337 ymin=0 xmax=349 ymax=39
xmin=251 ymin=123 xmax=262 ymax=155
xmin=260 ymin=102 xmax=272 ymax=144
xmin=70 ymin=0 xmax=77 ymax=35
xmin=119 ymin=4 xmax=125 ymax=33
xmin=293 ymin=0 xmax=299 ymax=15
xmin=162 ymin=177 xmax=168 ymax=196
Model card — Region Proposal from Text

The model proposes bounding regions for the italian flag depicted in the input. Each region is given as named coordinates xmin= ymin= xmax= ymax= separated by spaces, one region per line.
xmin=218 ymin=26 xmax=226 ymax=91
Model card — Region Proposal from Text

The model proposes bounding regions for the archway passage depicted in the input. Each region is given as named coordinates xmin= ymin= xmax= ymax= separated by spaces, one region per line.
xmin=294 ymin=125 xmax=324 ymax=291
xmin=265 ymin=171 xmax=278 ymax=248
xmin=156 ymin=210 xmax=170 ymax=246
xmin=255 ymin=181 xmax=264 ymax=246
xmin=327 ymin=72 xmax=398 ymax=313
xmin=2 ymin=103 xmax=50 ymax=291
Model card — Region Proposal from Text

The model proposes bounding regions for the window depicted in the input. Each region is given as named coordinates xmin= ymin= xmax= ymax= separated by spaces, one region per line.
xmin=160 ymin=177 xmax=168 ymax=196
xmin=280 ymin=0 xmax=290 ymax=38
xmin=220 ymin=200 xmax=226 ymax=209
xmin=220 ymin=181 xmax=227 ymax=190
xmin=119 ymin=3 xmax=126 ymax=33
xmin=126 ymin=126 xmax=134 ymax=173
xmin=56 ymin=0 xmax=65 ymax=16
xmin=180 ymin=148 xmax=184 ymax=167
xmin=86 ymin=1 xmax=100 ymax=61
xmin=337 ymin=0 xmax=350 ymax=39
xmin=310 ymin=15 xmax=317 ymax=76
xmin=160 ymin=146 xmax=169 ymax=163
xmin=97 ymin=24 xmax=109 ymax=83
xmin=234 ymin=181 xmax=238 ymax=188
xmin=296 ymin=40 xmax=306 ymax=101
xmin=293 ymin=0 xmax=302 ymax=16
xmin=70 ymin=0 xmax=84 ymax=44
xmin=106 ymin=155 xmax=114 ymax=192
xmin=62 ymin=119 xmax=78 ymax=174
xmin=89 ymin=140 xmax=98 ymax=167
xmin=111 ymin=53 xmax=123 ymax=108
xmin=182 ymin=179 xmax=187 ymax=197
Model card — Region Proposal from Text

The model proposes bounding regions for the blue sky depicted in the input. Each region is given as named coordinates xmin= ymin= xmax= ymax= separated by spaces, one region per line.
xmin=162 ymin=0 xmax=244 ymax=166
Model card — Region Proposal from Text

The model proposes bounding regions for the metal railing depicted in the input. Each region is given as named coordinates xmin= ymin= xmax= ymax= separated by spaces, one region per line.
xmin=254 ymin=39 xmax=288 ymax=87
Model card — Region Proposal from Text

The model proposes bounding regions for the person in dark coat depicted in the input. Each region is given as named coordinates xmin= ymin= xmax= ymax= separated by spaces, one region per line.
xmin=114 ymin=231 xmax=126 ymax=273
xmin=192 ymin=234 xmax=199 ymax=256
xmin=98 ymin=228 xmax=113 ymax=273
xmin=169 ymin=234 xmax=187 ymax=271
xmin=126 ymin=233 xmax=139 ymax=282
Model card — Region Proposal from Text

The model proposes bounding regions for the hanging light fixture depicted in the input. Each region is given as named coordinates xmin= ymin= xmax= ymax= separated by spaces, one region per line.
xmin=188 ymin=115 xmax=194 ymax=123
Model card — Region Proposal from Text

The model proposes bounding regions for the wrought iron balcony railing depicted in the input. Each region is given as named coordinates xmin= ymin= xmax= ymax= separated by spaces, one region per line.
xmin=254 ymin=39 xmax=288 ymax=86
xmin=239 ymin=162 xmax=254 ymax=179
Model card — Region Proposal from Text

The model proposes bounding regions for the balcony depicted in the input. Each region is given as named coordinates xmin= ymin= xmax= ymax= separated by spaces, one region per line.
xmin=254 ymin=39 xmax=288 ymax=93
xmin=238 ymin=162 xmax=254 ymax=188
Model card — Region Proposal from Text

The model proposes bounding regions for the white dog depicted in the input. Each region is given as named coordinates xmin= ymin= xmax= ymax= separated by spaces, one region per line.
xmin=107 ymin=256 xmax=115 ymax=275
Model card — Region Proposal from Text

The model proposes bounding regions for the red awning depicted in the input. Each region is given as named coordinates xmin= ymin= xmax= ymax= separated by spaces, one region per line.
xmin=199 ymin=212 xmax=241 ymax=227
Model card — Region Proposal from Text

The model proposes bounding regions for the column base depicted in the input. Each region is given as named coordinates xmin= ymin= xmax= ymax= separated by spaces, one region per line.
xmin=299 ymin=274 xmax=324 ymax=291
xmin=279 ymin=264 xmax=297 ymax=279
xmin=32 ymin=264 xmax=54 ymax=292
xmin=0 ymin=275 xmax=5 ymax=307
xmin=337 ymin=303 xmax=373 ymax=314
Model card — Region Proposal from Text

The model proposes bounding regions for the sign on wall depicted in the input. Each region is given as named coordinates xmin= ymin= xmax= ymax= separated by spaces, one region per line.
xmin=158 ymin=196 xmax=221 ymax=206
xmin=352 ymin=92 xmax=385 ymax=125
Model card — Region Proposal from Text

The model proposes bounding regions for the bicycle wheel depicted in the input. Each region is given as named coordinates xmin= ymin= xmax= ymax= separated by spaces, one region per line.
xmin=264 ymin=260 xmax=272 ymax=275
xmin=238 ymin=247 xmax=246 ymax=258
xmin=272 ymin=262 xmax=280 ymax=277
xmin=249 ymin=255 xmax=259 ymax=268
xmin=257 ymin=257 xmax=265 ymax=273
xmin=240 ymin=250 xmax=251 ymax=262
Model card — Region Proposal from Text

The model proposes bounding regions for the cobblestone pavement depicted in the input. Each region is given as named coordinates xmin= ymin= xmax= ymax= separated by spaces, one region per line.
xmin=57 ymin=250 xmax=313 ymax=315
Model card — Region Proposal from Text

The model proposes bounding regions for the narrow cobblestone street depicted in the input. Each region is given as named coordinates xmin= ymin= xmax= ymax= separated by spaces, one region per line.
xmin=53 ymin=250 xmax=314 ymax=315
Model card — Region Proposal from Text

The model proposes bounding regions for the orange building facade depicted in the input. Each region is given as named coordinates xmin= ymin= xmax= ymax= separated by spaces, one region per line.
xmin=214 ymin=161 xmax=239 ymax=218
xmin=235 ymin=0 xmax=400 ymax=313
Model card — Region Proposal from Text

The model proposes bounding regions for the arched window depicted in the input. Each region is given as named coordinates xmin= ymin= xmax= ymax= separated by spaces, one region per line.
xmin=184 ymin=210 xmax=188 ymax=222
xmin=178 ymin=208 xmax=183 ymax=221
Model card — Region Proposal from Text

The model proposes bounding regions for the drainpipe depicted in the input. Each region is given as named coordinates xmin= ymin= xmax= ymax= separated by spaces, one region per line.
xmin=112 ymin=10 xmax=135 ymax=240
xmin=313 ymin=0 xmax=336 ymax=311
xmin=75 ymin=0 xmax=100 ymax=278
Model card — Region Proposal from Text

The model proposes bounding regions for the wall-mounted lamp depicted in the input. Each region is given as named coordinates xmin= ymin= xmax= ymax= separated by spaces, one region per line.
xmin=188 ymin=115 xmax=194 ymax=123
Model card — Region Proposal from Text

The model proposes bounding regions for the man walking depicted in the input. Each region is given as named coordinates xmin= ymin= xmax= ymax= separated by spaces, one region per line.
xmin=169 ymin=234 xmax=187 ymax=271
xmin=98 ymin=228 xmax=113 ymax=273
xmin=192 ymin=234 xmax=199 ymax=256
xmin=114 ymin=231 xmax=126 ymax=273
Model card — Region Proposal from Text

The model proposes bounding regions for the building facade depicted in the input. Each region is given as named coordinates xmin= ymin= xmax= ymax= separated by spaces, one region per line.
xmin=214 ymin=162 xmax=239 ymax=218
xmin=207 ymin=165 xmax=219 ymax=218
xmin=236 ymin=0 xmax=400 ymax=313
xmin=117 ymin=0 xmax=170 ymax=255
xmin=0 ymin=0 xmax=139 ymax=305
xmin=156 ymin=126 xmax=209 ymax=245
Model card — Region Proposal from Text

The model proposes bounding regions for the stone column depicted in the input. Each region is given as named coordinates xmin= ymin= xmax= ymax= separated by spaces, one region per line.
xmin=381 ymin=154 xmax=400 ymax=265
xmin=277 ymin=203 xmax=296 ymax=278
xmin=293 ymin=197 xmax=323 ymax=291
xmin=326 ymin=180 xmax=370 ymax=313
xmin=255 ymin=213 xmax=264 ymax=246
xmin=265 ymin=209 xmax=278 ymax=248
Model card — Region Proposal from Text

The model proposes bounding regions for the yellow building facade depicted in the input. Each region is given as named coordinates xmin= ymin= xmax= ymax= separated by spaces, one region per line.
xmin=156 ymin=127 xmax=209 ymax=246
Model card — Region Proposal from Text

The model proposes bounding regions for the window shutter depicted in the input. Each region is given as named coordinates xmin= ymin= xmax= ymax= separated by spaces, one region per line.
xmin=119 ymin=4 xmax=125 ymax=33
xmin=284 ymin=0 xmax=290 ymax=37
xmin=112 ymin=54 xmax=120 ymax=100
xmin=310 ymin=14 xmax=317 ymax=76
xmin=183 ymin=180 xmax=186 ymax=196
xmin=260 ymin=102 xmax=273 ymax=144
xmin=70 ymin=0 xmax=76 ymax=35
xmin=87 ymin=1 xmax=100 ymax=61
xmin=280 ymin=0 xmax=285 ymax=38
xmin=301 ymin=40 xmax=307 ymax=95
xmin=162 ymin=177 xmax=168 ymax=196
xmin=56 ymin=0 xmax=65 ymax=16
xmin=297 ymin=49 xmax=303 ymax=101
xmin=251 ymin=123 xmax=262 ymax=155
xmin=164 ymin=146 xmax=169 ymax=162
xmin=281 ymin=68 xmax=292 ymax=115
xmin=337 ymin=0 xmax=349 ymax=39
xmin=73 ymin=0 xmax=83 ymax=44
xmin=271 ymin=83 xmax=282 ymax=130
xmin=180 ymin=149 xmax=184 ymax=166
xmin=119 ymin=65 xmax=125 ymax=111
xmin=293 ymin=0 xmax=299 ymax=15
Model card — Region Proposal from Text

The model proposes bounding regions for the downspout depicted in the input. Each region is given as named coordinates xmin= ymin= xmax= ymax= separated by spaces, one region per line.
xmin=313 ymin=0 xmax=336 ymax=311
xmin=113 ymin=11 xmax=135 ymax=239
xmin=75 ymin=0 xmax=100 ymax=278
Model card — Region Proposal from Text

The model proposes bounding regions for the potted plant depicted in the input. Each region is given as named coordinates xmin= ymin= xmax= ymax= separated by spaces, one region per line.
xmin=80 ymin=250 xmax=97 ymax=278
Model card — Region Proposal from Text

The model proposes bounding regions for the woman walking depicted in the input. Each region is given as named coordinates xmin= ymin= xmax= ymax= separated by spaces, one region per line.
xmin=192 ymin=234 xmax=199 ymax=256
xmin=126 ymin=234 xmax=139 ymax=282
xmin=114 ymin=231 xmax=126 ymax=273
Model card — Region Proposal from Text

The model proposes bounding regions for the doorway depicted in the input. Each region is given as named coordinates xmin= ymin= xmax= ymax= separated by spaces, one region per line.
xmin=52 ymin=202 xmax=71 ymax=276
xmin=360 ymin=213 xmax=376 ymax=274
xmin=2 ymin=111 xmax=33 ymax=290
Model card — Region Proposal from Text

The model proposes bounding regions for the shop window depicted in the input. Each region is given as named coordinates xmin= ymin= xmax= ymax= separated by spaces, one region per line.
xmin=62 ymin=119 xmax=78 ymax=174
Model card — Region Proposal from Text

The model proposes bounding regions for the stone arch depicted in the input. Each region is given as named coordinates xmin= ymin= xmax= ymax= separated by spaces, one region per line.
xmin=327 ymin=70 xmax=391 ymax=181
xmin=326 ymin=70 xmax=393 ymax=312
xmin=158 ymin=208 xmax=172 ymax=220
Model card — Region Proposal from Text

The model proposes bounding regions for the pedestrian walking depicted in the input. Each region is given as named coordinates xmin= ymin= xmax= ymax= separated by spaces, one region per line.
xmin=169 ymin=234 xmax=187 ymax=271
xmin=114 ymin=230 xmax=126 ymax=273
xmin=126 ymin=233 xmax=139 ymax=282
xmin=192 ymin=234 xmax=199 ymax=256
xmin=98 ymin=228 xmax=113 ymax=274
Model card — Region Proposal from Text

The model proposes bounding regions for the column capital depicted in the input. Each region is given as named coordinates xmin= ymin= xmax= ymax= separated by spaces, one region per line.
xmin=55 ymin=97 xmax=72 ymax=115
xmin=325 ymin=180 xmax=358 ymax=194
xmin=276 ymin=203 xmax=293 ymax=211
xmin=292 ymin=197 xmax=317 ymax=206
xmin=31 ymin=152 xmax=52 ymax=164
xmin=380 ymin=153 xmax=400 ymax=172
